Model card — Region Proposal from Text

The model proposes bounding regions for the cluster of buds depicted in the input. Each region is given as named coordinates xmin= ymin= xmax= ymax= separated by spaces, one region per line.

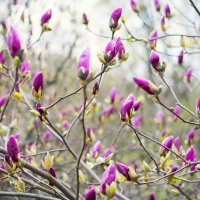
xmin=109 ymin=8 xmax=122 ymax=32
xmin=77 ymin=48 xmax=94 ymax=85
xmin=41 ymin=9 xmax=52 ymax=32
xmin=116 ymin=162 xmax=140 ymax=182
xmin=100 ymin=163 xmax=116 ymax=199
xmin=97 ymin=37 xmax=128 ymax=66
xmin=133 ymin=76 xmax=162 ymax=97
xmin=149 ymin=51 xmax=167 ymax=76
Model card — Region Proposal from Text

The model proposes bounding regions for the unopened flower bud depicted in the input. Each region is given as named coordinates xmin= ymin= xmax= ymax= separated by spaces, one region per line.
xmin=82 ymin=13 xmax=89 ymax=25
xmin=130 ymin=0 xmax=139 ymax=13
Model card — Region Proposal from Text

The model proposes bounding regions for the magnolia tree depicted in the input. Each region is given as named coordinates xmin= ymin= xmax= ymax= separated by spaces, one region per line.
xmin=1 ymin=0 xmax=200 ymax=200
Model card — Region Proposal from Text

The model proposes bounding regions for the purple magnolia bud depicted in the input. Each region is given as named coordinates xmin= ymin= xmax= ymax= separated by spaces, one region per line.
xmin=92 ymin=82 xmax=99 ymax=95
xmin=133 ymin=116 xmax=143 ymax=128
xmin=185 ymin=145 xmax=196 ymax=161
xmin=0 ymin=51 xmax=4 ymax=64
xmin=82 ymin=13 xmax=89 ymax=25
xmin=185 ymin=68 xmax=192 ymax=83
xmin=118 ymin=43 xmax=125 ymax=59
xmin=85 ymin=188 xmax=96 ymax=200
xmin=134 ymin=162 xmax=139 ymax=172
xmin=149 ymin=51 xmax=160 ymax=72
xmin=105 ymin=37 xmax=122 ymax=62
xmin=133 ymin=76 xmax=162 ymax=96
xmin=62 ymin=120 xmax=70 ymax=129
xmin=187 ymin=130 xmax=195 ymax=145
xmin=149 ymin=30 xmax=157 ymax=48
xmin=43 ymin=130 xmax=51 ymax=142
xmin=161 ymin=17 xmax=166 ymax=32
xmin=116 ymin=162 xmax=132 ymax=181
xmin=120 ymin=93 xmax=134 ymax=122
xmin=165 ymin=4 xmax=171 ymax=18
xmin=7 ymin=25 xmax=21 ymax=58
xmin=130 ymin=0 xmax=139 ymax=13
xmin=49 ymin=167 xmax=57 ymax=186
xmin=21 ymin=60 xmax=30 ymax=74
xmin=91 ymin=140 xmax=101 ymax=158
xmin=196 ymin=98 xmax=200 ymax=118
xmin=7 ymin=135 xmax=20 ymax=162
xmin=172 ymin=105 xmax=180 ymax=121
xmin=32 ymin=71 xmax=44 ymax=99
xmin=100 ymin=163 xmax=116 ymax=195
xmin=190 ymin=158 xmax=197 ymax=172
xmin=133 ymin=100 xmax=141 ymax=111
xmin=154 ymin=110 xmax=163 ymax=124
xmin=178 ymin=49 xmax=184 ymax=64
xmin=154 ymin=0 xmax=160 ymax=11
xmin=77 ymin=48 xmax=90 ymax=81
xmin=159 ymin=135 xmax=173 ymax=157
xmin=149 ymin=192 xmax=155 ymax=200
xmin=40 ymin=9 xmax=52 ymax=26
xmin=0 ymin=95 xmax=7 ymax=107
xmin=110 ymin=87 xmax=117 ymax=103
xmin=101 ymin=105 xmax=114 ymax=118
xmin=102 ymin=148 xmax=112 ymax=158
xmin=174 ymin=137 xmax=180 ymax=152
xmin=109 ymin=8 xmax=122 ymax=29
xmin=59 ymin=109 xmax=67 ymax=118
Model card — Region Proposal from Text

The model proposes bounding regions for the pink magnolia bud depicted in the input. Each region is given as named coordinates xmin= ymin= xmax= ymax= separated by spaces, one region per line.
xmin=43 ymin=130 xmax=51 ymax=142
xmin=185 ymin=145 xmax=196 ymax=161
xmin=154 ymin=0 xmax=160 ymax=11
xmin=0 ymin=95 xmax=7 ymax=107
xmin=7 ymin=25 xmax=21 ymax=58
xmin=172 ymin=105 xmax=180 ymax=121
xmin=133 ymin=100 xmax=141 ymax=111
xmin=161 ymin=17 xmax=166 ymax=32
xmin=7 ymin=135 xmax=20 ymax=162
xmin=133 ymin=76 xmax=162 ymax=96
xmin=159 ymin=135 xmax=173 ymax=157
xmin=1 ymin=20 xmax=6 ymax=30
xmin=149 ymin=51 xmax=160 ymax=72
xmin=109 ymin=8 xmax=122 ymax=30
xmin=0 ymin=51 xmax=4 ymax=64
xmin=133 ymin=116 xmax=143 ymax=128
xmin=178 ymin=49 xmax=184 ymax=64
xmin=149 ymin=192 xmax=155 ymax=200
xmin=187 ymin=130 xmax=195 ymax=145
xmin=130 ymin=0 xmax=139 ymax=13
xmin=21 ymin=60 xmax=30 ymax=74
xmin=196 ymin=98 xmax=200 ymax=118
xmin=49 ymin=167 xmax=57 ymax=186
xmin=62 ymin=120 xmax=70 ymax=129
xmin=82 ymin=13 xmax=89 ymax=25
xmin=164 ymin=4 xmax=171 ymax=18
xmin=32 ymin=71 xmax=44 ymax=100
xmin=100 ymin=163 xmax=116 ymax=195
xmin=85 ymin=188 xmax=96 ymax=200
xmin=154 ymin=110 xmax=163 ymax=124
xmin=77 ymin=48 xmax=90 ymax=81
xmin=173 ymin=136 xmax=180 ymax=152
xmin=120 ymin=93 xmax=134 ymax=122
xmin=91 ymin=140 xmax=101 ymax=158
xmin=105 ymin=37 xmax=122 ymax=62
xmin=110 ymin=87 xmax=117 ymax=103
xmin=102 ymin=148 xmax=112 ymax=158
xmin=92 ymin=82 xmax=99 ymax=95
xmin=41 ymin=9 xmax=52 ymax=26
xmin=116 ymin=162 xmax=131 ymax=181
xmin=149 ymin=30 xmax=157 ymax=49
xmin=185 ymin=68 xmax=192 ymax=83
